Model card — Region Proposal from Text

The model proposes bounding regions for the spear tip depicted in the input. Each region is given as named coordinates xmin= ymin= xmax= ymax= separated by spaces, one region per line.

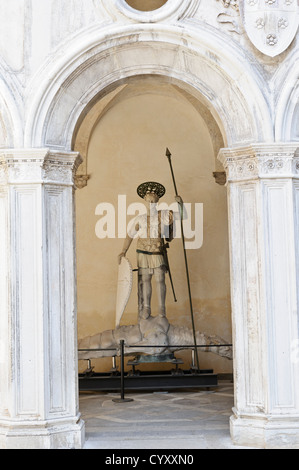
xmin=166 ymin=147 xmax=171 ymax=158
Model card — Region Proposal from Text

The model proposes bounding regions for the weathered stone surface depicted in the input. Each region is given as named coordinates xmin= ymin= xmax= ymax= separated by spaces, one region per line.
xmin=78 ymin=315 xmax=232 ymax=360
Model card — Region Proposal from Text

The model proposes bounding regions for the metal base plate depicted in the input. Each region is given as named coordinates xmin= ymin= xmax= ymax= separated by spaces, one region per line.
xmin=79 ymin=369 xmax=218 ymax=392
xmin=127 ymin=353 xmax=184 ymax=366
xmin=128 ymin=353 xmax=178 ymax=364
xmin=112 ymin=398 xmax=134 ymax=403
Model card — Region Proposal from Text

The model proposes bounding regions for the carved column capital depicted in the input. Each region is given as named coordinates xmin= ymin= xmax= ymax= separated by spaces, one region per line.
xmin=0 ymin=149 xmax=47 ymax=184
xmin=218 ymin=143 xmax=299 ymax=182
xmin=43 ymin=150 xmax=83 ymax=185
xmin=0 ymin=149 xmax=83 ymax=186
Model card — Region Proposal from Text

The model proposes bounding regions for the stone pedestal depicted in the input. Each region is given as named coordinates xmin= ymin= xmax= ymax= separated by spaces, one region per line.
xmin=219 ymin=144 xmax=299 ymax=449
xmin=0 ymin=149 xmax=85 ymax=449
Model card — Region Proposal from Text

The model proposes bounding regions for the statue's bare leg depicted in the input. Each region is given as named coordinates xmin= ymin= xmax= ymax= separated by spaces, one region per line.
xmin=154 ymin=266 xmax=167 ymax=317
xmin=138 ymin=268 xmax=152 ymax=320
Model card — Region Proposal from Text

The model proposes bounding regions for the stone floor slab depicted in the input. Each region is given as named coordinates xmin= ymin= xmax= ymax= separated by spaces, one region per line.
xmin=79 ymin=381 xmax=257 ymax=449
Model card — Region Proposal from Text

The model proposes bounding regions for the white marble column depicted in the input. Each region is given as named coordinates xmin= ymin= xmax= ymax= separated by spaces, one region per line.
xmin=0 ymin=149 xmax=85 ymax=449
xmin=219 ymin=144 xmax=299 ymax=449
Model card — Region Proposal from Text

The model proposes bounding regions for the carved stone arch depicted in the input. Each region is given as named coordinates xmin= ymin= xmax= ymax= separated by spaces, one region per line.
xmin=0 ymin=64 xmax=23 ymax=148
xmin=24 ymin=23 xmax=273 ymax=153
xmin=72 ymin=75 xmax=226 ymax=187
xmin=275 ymin=48 xmax=299 ymax=142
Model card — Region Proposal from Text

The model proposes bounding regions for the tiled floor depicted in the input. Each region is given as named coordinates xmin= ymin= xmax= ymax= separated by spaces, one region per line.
xmin=79 ymin=381 xmax=254 ymax=449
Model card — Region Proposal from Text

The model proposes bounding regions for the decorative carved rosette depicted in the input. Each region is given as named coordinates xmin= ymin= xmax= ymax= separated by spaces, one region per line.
xmin=217 ymin=0 xmax=239 ymax=11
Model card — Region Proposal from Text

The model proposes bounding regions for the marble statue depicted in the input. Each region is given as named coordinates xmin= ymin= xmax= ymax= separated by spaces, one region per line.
xmin=118 ymin=181 xmax=181 ymax=321
xmin=78 ymin=181 xmax=232 ymax=363
xmin=78 ymin=314 xmax=232 ymax=360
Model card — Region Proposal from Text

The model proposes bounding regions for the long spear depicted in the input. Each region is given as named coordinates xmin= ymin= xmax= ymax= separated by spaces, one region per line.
xmin=165 ymin=148 xmax=199 ymax=371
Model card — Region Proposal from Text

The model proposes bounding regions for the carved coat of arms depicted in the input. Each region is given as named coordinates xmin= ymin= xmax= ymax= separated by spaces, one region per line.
xmin=239 ymin=0 xmax=299 ymax=57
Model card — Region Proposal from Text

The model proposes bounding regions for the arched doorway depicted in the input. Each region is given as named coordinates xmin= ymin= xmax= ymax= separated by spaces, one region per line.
xmin=23 ymin=27 xmax=272 ymax=448
xmin=24 ymin=24 xmax=272 ymax=149
xmin=4 ymin=22 xmax=298 ymax=449
xmin=73 ymin=76 xmax=232 ymax=378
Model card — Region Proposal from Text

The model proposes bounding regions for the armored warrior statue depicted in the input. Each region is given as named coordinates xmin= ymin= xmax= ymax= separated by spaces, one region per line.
xmin=79 ymin=155 xmax=232 ymax=366
xmin=118 ymin=182 xmax=182 ymax=321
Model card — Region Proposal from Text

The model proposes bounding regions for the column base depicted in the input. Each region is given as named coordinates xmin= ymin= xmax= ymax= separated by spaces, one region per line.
xmin=230 ymin=408 xmax=299 ymax=449
xmin=0 ymin=415 xmax=85 ymax=449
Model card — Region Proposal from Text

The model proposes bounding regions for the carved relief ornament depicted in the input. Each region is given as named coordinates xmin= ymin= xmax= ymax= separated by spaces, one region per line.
xmin=239 ymin=0 xmax=299 ymax=57
xmin=217 ymin=0 xmax=239 ymax=11
xmin=0 ymin=150 xmax=82 ymax=186
xmin=218 ymin=145 xmax=299 ymax=182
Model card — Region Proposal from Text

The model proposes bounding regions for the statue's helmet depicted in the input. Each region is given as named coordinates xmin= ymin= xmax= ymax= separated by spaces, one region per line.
xmin=137 ymin=181 xmax=166 ymax=199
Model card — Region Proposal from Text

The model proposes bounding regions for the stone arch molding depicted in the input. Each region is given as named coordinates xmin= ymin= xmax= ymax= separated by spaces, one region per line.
xmin=275 ymin=46 xmax=299 ymax=142
xmin=0 ymin=62 xmax=23 ymax=148
xmin=97 ymin=0 xmax=200 ymax=23
xmin=25 ymin=23 xmax=274 ymax=151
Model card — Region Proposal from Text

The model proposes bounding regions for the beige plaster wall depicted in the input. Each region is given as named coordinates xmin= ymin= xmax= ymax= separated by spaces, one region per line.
xmin=76 ymin=83 xmax=232 ymax=374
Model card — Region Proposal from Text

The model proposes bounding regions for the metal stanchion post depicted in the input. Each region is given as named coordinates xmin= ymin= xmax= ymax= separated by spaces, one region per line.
xmin=112 ymin=340 xmax=133 ymax=403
